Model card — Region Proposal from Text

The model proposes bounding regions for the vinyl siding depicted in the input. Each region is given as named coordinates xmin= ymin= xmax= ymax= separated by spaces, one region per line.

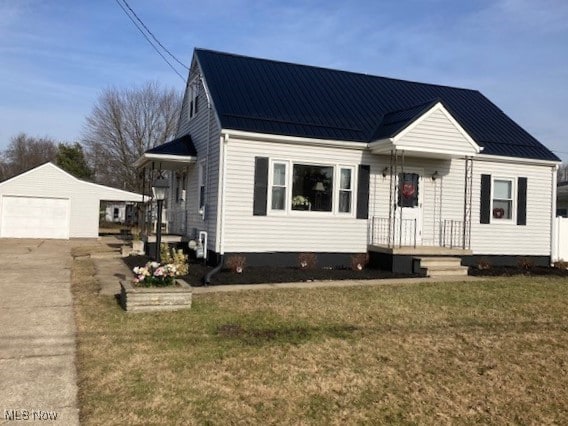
xmin=470 ymin=159 xmax=554 ymax=256
xmin=169 ymin=62 xmax=221 ymax=247
xmin=222 ymin=138 xmax=371 ymax=253
xmin=396 ymin=108 xmax=478 ymax=156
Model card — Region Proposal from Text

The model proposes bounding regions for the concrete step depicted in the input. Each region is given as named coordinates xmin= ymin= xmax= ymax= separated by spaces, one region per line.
xmin=427 ymin=267 xmax=469 ymax=277
xmin=417 ymin=256 xmax=469 ymax=277
xmin=418 ymin=257 xmax=463 ymax=268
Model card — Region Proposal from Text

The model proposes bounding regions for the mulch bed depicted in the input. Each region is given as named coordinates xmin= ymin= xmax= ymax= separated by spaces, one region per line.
xmin=469 ymin=265 xmax=568 ymax=277
xmin=122 ymin=255 xmax=418 ymax=286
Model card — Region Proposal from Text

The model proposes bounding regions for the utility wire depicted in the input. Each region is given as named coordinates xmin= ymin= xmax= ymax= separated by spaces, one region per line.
xmin=114 ymin=0 xmax=186 ymax=82
xmin=119 ymin=0 xmax=189 ymax=71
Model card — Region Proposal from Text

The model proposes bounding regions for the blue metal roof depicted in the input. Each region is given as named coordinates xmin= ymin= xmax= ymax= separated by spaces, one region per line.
xmin=146 ymin=134 xmax=197 ymax=156
xmin=195 ymin=49 xmax=559 ymax=162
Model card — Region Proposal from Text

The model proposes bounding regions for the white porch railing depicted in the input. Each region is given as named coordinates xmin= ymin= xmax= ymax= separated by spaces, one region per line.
xmin=370 ymin=217 xmax=465 ymax=248
xmin=441 ymin=219 xmax=464 ymax=248
xmin=370 ymin=217 xmax=417 ymax=247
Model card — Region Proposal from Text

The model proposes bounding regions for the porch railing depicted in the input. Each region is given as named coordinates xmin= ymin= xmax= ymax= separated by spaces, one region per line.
xmin=441 ymin=219 xmax=464 ymax=248
xmin=370 ymin=217 xmax=465 ymax=249
xmin=370 ymin=217 xmax=417 ymax=247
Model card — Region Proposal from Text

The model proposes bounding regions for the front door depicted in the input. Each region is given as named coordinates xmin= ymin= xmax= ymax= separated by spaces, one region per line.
xmin=396 ymin=171 xmax=423 ymax=245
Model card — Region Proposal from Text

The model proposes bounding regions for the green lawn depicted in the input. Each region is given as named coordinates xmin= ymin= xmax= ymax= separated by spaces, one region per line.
xmin=72 ymin=251 xmax=568 ymax=425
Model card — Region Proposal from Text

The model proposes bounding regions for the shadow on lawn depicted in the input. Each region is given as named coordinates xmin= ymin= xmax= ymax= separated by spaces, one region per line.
xmin=216 ymin=323 xmax=359 ymax=345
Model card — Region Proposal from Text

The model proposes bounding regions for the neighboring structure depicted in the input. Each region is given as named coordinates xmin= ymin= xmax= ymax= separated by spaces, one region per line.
xmin=135 ymin=49 xmax=560 ymax=272
xmin=0 ymin=162 xmax=144 ymax=239
xmin=104 ymin=202 xmax=137 ymax=225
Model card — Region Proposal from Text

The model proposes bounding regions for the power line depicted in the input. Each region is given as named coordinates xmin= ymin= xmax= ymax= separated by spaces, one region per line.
xmin=119 ymin=0 xmax=189 ymax=71
xmin=114 ymin=0 xmax=186 ymax=82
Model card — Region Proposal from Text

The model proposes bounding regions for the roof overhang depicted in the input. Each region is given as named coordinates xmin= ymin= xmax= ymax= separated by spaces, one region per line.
xmin=369 ymin=102 xmax=482 ymax=159
xmin=134 ymin=153 xmax=197 ymax=169
xmin=222 ymin=129 xmax=368 ymax=150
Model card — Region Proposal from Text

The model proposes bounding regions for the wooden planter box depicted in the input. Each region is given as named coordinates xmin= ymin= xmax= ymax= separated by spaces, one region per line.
xmin=120 ymin=279 xmax=192 ymax=313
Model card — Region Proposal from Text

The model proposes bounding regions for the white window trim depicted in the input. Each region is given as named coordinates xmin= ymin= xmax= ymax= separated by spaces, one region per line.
xmin=198 ymin=160 xmax=206 ymax=212
xmin=267 ymin=160 xmax=357 ymax=217
xmin=188 ymin=78 xmax=199 ymax=121
xmin=491 ymin=176 xmax=516 ymax=224
xmin=268 ymin=160 xmax=289 ymax=214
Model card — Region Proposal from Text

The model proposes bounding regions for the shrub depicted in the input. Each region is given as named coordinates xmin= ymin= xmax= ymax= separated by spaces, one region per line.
xmin=517 ymin=257 xmax=535 ymax=272
xmin=298 ymin=252 xmax=317 ymax=269
xmin=553 ymin=261 xmax=568 ymax=269
xmin=477 ymin=257 xmax=491 ymax=270
xmin=351 ymin=253 xmax=369 ymax=271
xmin=160 ymin=243 xmax=189 ymax=275
xmin=226 ymin=255 xmax=246 ymax=273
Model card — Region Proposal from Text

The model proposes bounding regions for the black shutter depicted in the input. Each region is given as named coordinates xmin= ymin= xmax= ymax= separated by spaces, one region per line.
xmin=253 ymin=157 xmax=269 ymax=216
xmin=356 ymin=165 xmax=370 ymax=219
xmin=480 ymin=174 xmax=491 ymax=224
xmin=517 ymin=177 xmax=527 ymax=225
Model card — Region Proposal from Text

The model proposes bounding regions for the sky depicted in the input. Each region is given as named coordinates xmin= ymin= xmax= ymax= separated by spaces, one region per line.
xmin=1 ymin=0 xmax=567 ymax=161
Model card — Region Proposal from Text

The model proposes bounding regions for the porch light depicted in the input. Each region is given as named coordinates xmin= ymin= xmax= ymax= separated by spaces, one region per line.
xmin=152 ymin=176 xmax=169 ymax=263
xmin=152 ymin=177 xmax=169 ymax=201
xmin=431 ymin=170 xmax=439 ymax=181
xmin=382 ymin=167 xmax=389 ymax=178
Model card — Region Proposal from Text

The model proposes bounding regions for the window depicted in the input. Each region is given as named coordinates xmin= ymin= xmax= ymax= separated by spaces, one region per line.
xmin=198 ymin=162 xmax=206 ymax=211
xmin=271 ymin=163 xmax=287 ymax=210
xmin=492 ymin=178 xmax=513 ymax=220
xmin=338 ymin=168 xmax=353 ymax=213
xmin=292 ymin=164 xmax=333 ymax=212
xmin=398 ymin=173 xmax=419 ymax=208
xmin=188 ymin=82 xmax=199 ymax=120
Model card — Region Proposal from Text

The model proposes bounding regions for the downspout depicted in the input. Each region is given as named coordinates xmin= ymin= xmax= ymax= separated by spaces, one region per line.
xmin=551 ymin=164 xmax=559 ymax=264
xmin=204 ymin=133 xmax=229 ymax=285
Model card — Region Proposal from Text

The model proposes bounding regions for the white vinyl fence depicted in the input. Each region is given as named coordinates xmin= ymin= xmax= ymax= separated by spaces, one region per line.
xmin=552 ymin=217 xmax=568 ymax=262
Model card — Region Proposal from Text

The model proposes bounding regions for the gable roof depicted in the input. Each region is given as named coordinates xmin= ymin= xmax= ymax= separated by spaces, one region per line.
xmin=146 ymin=134 xmax=197 ymax=156
xmin=194 ymin=48 xmax=559 ymax=162
xmin=0 ymin=162 xmax=146 ymax=202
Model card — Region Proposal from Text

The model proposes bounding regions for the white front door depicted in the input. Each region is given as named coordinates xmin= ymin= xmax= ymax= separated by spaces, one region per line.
xmin=396 ymin=171 xmax=423 ymax=245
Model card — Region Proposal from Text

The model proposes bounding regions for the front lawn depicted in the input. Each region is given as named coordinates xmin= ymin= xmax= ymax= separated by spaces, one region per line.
xmin=72 ymin=250 xmax=568 ymax=424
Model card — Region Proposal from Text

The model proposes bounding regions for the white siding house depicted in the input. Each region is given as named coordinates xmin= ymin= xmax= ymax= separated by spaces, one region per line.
xmin=0 ymin=163 xmax=144 ymax=239
xmin=135 ymin=49 xmax=560 ymax=273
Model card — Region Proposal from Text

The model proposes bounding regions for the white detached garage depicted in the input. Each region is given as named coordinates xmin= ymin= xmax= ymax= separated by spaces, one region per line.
xmin=0 ymin=162 xmax=144 ymax=239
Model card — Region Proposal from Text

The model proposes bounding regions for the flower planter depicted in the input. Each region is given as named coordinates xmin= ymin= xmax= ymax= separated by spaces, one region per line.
xmin=120 ymin=279 xmax=192 ymax=313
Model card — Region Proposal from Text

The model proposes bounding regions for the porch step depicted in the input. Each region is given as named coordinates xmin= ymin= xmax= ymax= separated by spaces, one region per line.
xmin=417 ymin=256 xmax=469 ymax=277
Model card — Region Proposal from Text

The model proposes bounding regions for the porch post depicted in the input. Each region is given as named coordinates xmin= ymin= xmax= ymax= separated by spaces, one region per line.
xmin=462 ymin=156 xmax=473 ymax=249
xmin=398 ymin=150 xmax=405 ymax=248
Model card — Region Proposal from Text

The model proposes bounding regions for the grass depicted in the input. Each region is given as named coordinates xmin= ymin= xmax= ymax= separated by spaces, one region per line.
xmin=72 ymin=247 xmax=568 ymax=425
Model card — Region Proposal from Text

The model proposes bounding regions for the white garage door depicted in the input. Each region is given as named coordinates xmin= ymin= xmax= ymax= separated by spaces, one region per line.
xmin=1 ymin=196 xmax=70 ymax=239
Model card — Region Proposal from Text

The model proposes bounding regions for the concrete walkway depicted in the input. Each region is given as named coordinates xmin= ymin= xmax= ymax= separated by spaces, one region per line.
xmin=0 ymin=239 xmax=79 ymax=425
xmin=191 ymin=274 xmax=486 ymax=294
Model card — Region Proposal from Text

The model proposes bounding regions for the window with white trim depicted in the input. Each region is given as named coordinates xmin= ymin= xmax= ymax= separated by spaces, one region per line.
xmin=492 ymin=178 xmax=513 ymax=220
xmin=271 ymin=162 xmax=288 ymax=211
xmin=338 ymin=167 xmax=353 ymax=213
xmin=188 ymin=82 xmax=199 ymax=120
xmin=267 ymin=162 xmax=355 ymax=214
xmin=198 ymin=162 xmax=206 ymax=211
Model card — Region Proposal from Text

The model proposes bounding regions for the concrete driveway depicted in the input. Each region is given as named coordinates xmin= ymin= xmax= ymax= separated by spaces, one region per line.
xmin=0 ymin=239 xmax=79 ymax=424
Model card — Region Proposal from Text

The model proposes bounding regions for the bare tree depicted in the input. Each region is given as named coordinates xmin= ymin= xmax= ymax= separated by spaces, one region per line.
xmin=0 ymin=133 xmax=58 ymax=181
xmin=83 ymin=81 xmax=181 ymax=191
